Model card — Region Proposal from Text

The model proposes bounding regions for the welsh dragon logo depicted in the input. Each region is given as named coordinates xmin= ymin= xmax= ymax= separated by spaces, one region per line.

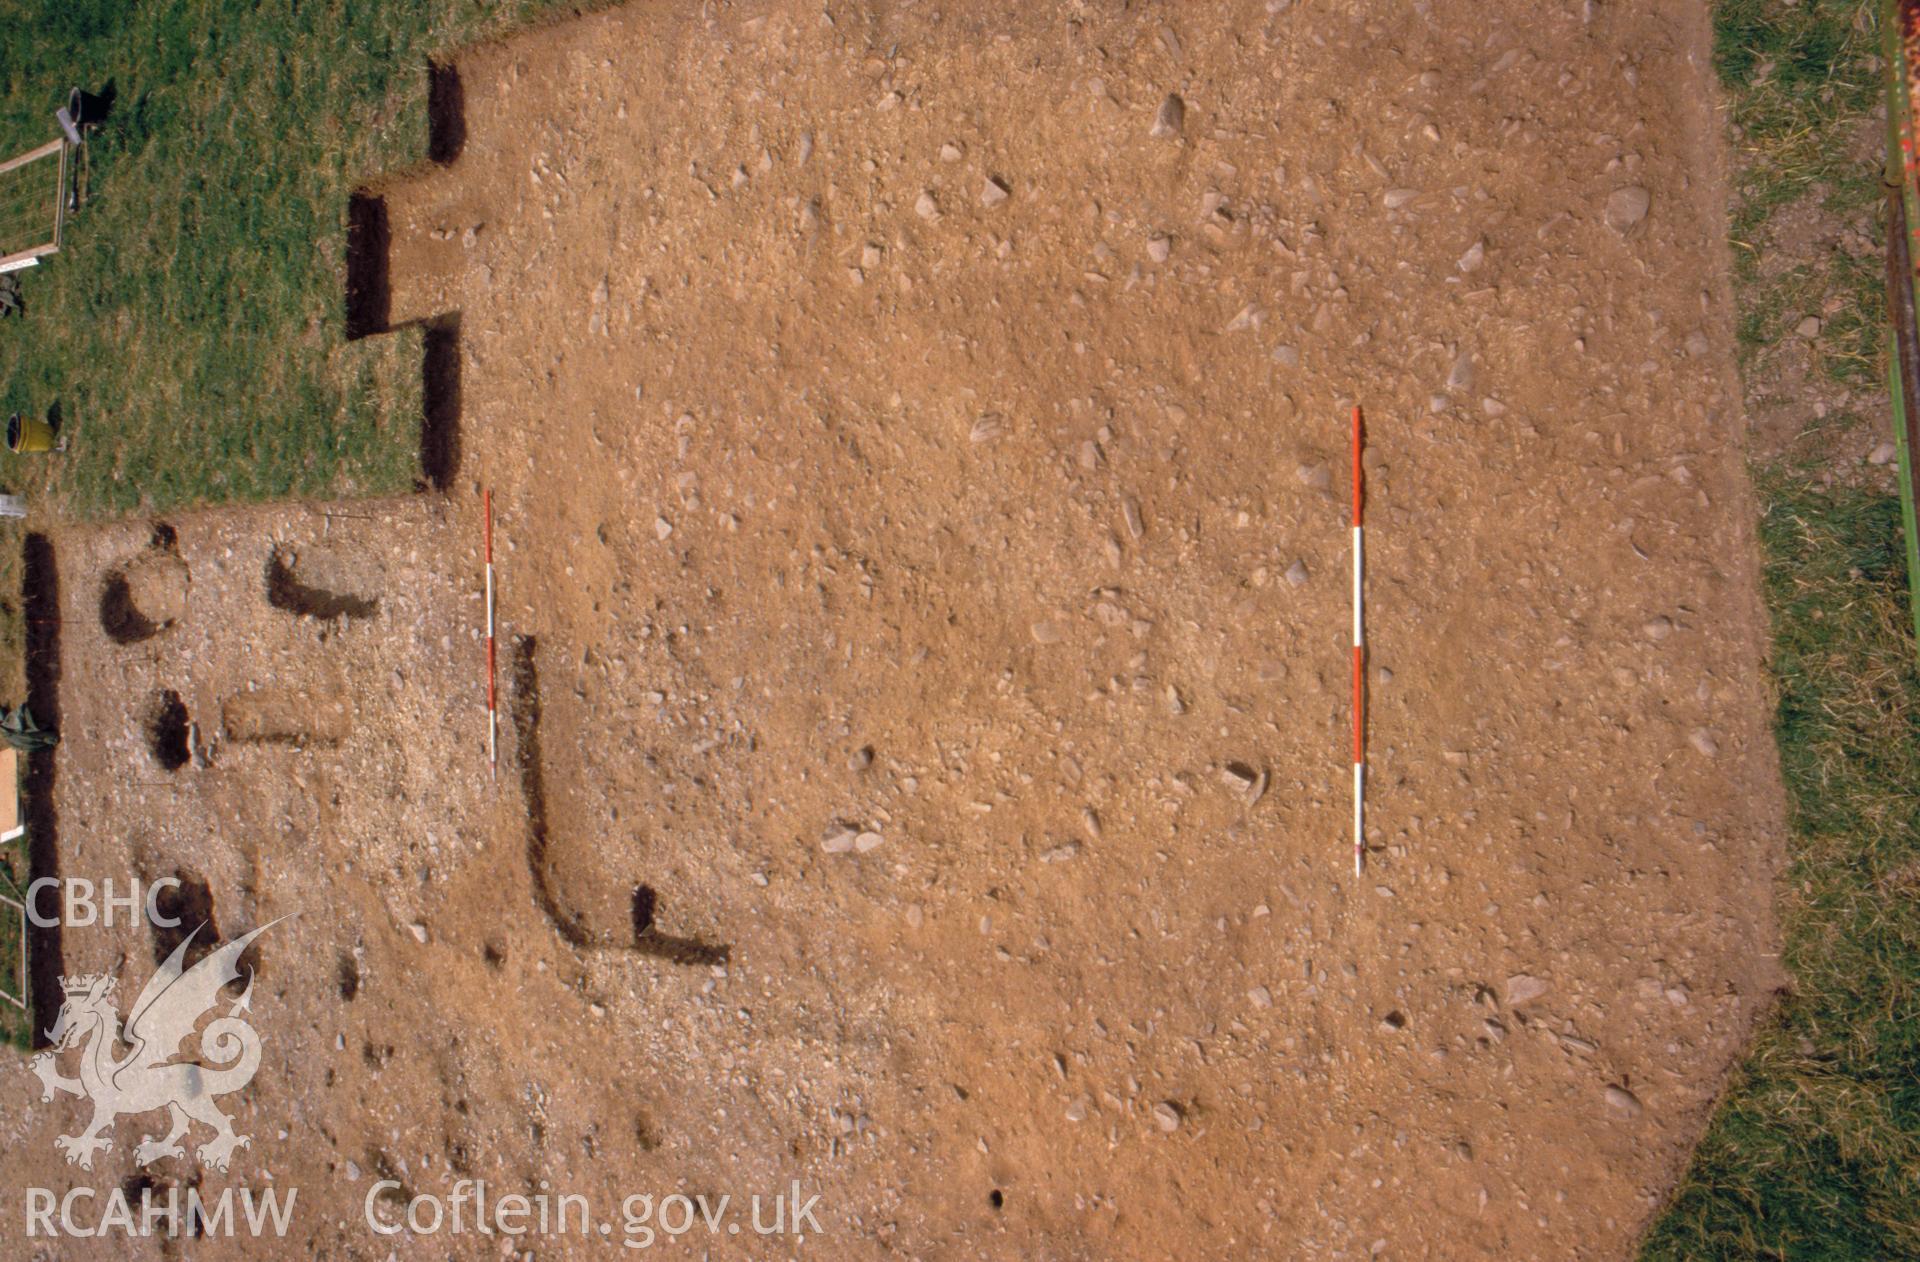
xmin=27 ymin=918 xmax=285 ymax=1172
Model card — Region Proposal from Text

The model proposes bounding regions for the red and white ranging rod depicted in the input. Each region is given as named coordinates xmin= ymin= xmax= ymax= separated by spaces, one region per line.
xmin=1351 ymin=405 xmax=1366 ymax=876
xmin=484 ymin=487 xmax=497 ymax=781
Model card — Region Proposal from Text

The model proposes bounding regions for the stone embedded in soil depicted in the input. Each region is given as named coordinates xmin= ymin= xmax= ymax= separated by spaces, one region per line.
xmin=1065 ymin=1097 xmax=1089 ymax=1122
xmin=1504 ymin=974 xmax=1549 ymax=1005
xmin=854 ymin=830 xmax=885 ymax=852
xmin=1794 ymin=315 xmax=1823 ymax=340
xmin=1272 ymin=343 xmax=1300 ymax=368
xmin=1458 ymin=238 xmax=1486 ymax=272
xmin=980 ymin=176 xmax=1009 ymax=207
xmin=1031 ymin=618 xmax=1066 ymax=644
xmin=1284 ymin=560 xmax=1309 ymax=587
xmin=1383 ymin=187 xmax=1420 ymax=209
xmin=1644 ymin=615 xmax=1674 ymax=641
xmin=1151 ymin=93 xmax=1185 ymax=138
xmin=1604 ymin=1085 xmax=1644 ymax=1119
xmin=1152 ymin=1101 xmax=1183 ymax=1132
xmin=822 ymin=826 xmax=858 ymax=854
xmin=1869 ymin=441 xmax=1897 ymax=465
xmin=1248 ymin=986 xmax=1273 ymax=1009
xmin=1147 ymin=234 xmax=1172 ymax=263
xmin=1225 ymin=304 xmax=1261 ymax=333
xmin=1605 ymin=185 xmax=1651 ymax=233
xmin=915 ymin=190 xmax=940 ymax=220
xmin=1688 ymin=729 xmax=1720 ymax=758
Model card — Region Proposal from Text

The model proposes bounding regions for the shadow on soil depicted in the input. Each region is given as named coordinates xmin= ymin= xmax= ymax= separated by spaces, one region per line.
xmin=421 ymin=315 xmax=460 ymax=491
xmin=265 ymin=546 xmax=379 ymax=621
xmin=344 ymin=192 xmax=391 ymax=342
xmin=22 ymin=533 xmax=60 ymax=1046
xmin=509 ymin=636 xmax=729 ymax=966
xmin=428 ymin=60 xmax=465 ymax=165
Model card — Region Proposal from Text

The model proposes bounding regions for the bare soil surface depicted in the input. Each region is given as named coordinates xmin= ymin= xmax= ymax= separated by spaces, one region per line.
xmin=0 ymin=2 xmax=1788 ymax=1258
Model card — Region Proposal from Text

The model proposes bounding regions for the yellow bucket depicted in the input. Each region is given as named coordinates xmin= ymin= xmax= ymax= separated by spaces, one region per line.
xmin=7 ymin=413 xmax=53 ymax=453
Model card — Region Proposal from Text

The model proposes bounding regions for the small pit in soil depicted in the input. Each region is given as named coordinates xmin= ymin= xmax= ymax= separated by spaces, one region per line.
xmin=149 ymin=871 xmax=218 ymax=968
xmin=148 ymin=871 xmax=262 ymax=992
xmin=265 ymin=546 xmax=380 ymax=621
xmin=100 ymin=534 xmax=189 ymax=644
xmin=144 ymin=690 xmax=191 ymax=771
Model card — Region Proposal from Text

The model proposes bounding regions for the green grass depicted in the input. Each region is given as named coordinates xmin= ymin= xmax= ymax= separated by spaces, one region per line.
xmin=1642 ymin=1 xmax=1920 ymax=1256
xmin=1644 ymin=477 xmax=1920 ymax=1260
xmin=0 ymin=832 xmax=27 ymax=1050
xmin=0 ymin=519 xmax=22 ymax=706
xmin=1718 ymin=0 xmax=1886 ymax=387
xmin=0 ymin=0 xmax=605 ymax=520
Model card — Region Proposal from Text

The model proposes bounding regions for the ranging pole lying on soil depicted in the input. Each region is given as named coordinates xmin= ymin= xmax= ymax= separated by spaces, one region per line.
xmin=1352 ymin=405 xmax=1366 ymax=876
xmin=485 ymin=487 xmax=497 ymax=781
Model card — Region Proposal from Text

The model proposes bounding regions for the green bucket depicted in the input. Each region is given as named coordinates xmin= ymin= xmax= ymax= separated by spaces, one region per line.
xmin=6 ymin=413 xmax=53 ymax=454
